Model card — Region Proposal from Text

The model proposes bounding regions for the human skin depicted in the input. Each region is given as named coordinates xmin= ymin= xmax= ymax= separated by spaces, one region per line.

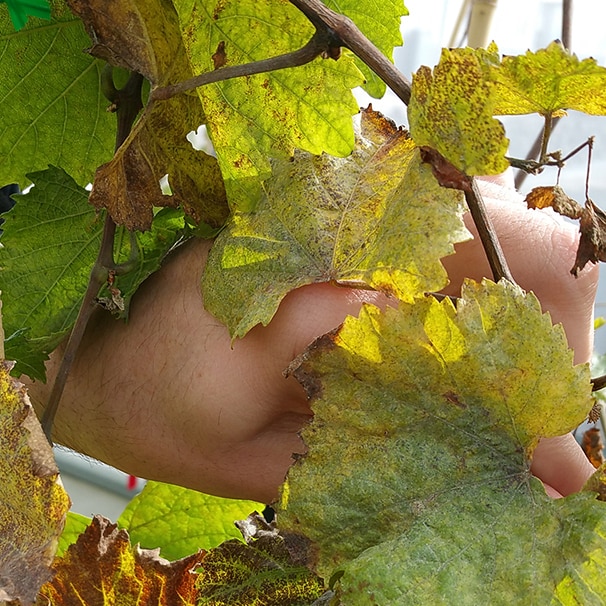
xmin=24 ymin=179 xmax=599 ymax=504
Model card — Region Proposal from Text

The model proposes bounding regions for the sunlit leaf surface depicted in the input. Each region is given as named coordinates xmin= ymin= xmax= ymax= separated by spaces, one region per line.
xmin=278 ymin=280 xmax=604 ymax=602
xmin=203 ymin=108 xmax=469 ymax=338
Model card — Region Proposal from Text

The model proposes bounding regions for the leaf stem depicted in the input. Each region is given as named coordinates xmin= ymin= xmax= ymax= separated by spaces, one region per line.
xmin=289 ymin=0 xmax=412 ymax=104
xmin=152 ymin=29 xmax=334 ymax=102
xmin=465 ymin=178 xmax=515 ymax=283
xmin=41 ymin=71 xmax=144 ymax=443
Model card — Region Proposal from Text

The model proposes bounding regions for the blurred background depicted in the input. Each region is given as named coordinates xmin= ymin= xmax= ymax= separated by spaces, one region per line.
xmin=50 ymin=0 xmax=606 ymax=519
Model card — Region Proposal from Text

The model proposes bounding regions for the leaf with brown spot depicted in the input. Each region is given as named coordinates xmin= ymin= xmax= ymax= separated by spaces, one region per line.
xmin=196 ymin=514 xmax=325 ymax=605
xmin=0 ymin=361 xmax=70 ymax=604
xmin=408 ymin=47 xmax=509 ymax=176
xmin=203 ymin=108 xmax=470 ymax=339
xmin=39 ymin=515 xmax=203 ymax=605
xmin=89 ymin=94 xmax=228 ymax=231
xmin=67 ymin=0 xmax=229 ymax=230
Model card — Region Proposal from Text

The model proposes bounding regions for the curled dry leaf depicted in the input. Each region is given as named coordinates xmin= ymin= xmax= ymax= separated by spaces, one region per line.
xmin=40 ymin=515 xmax=204 ymax=605
xmin=572 ymin=199 xmax=606 ymax=276
xmin=525 ymin=185 xmax=583 ymax=219
xmin=0 ymin=361 xmax=70 ymax=605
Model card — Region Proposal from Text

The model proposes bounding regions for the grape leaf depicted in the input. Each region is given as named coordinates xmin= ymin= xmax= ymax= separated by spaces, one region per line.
xmin=492 ymin=41 xmax=606 ymax=117
xmin=408 ymin=46 xmax=509 ymax=175
xmin=172 ymin=0 xmax=363 ymax=210
xmin=0 ymin=1 xmax=115 ymax=188
xmin=0 ymin=361 xmax=70 ymax=604
xmin=277 ymin=280 xmax=603 ymax=602
xmin=323 ymin=0 xmax=407 ymax=99
xmin=2 ymin=0 xmax=50 ymax=31
xmin=67 ymin=0 xmax=229 ymax=230
xmin=39 ymin=515 xmax=203 ymax=605
xmin=0 ymin=166 xmax=190 ymax=380
xmin=117 ymin=481 xmax=263 ymax=561
xmin=203 ymin=108 xmax=470 ymax=339
xmin=195 ymin=513 xmax=325 ymax=605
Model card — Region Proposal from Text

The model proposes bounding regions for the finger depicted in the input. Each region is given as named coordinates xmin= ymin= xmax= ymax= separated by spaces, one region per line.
xmin=530 ymin=433 xmax=595 ymax=496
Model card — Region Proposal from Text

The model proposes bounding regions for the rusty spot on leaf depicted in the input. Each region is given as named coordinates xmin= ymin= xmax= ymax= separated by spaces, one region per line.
xmin=443 ymin=390 xmax=467 ymax=409
xmin=212 ymin=41 xmax=227 ymax=70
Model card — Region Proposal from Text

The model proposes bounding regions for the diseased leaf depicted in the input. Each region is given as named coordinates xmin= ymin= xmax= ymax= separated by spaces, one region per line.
xmin=172 ymin=0 xmax=363 ymax=210
xmin=571 ymin=199 xmax=606 ymax=277
xmin=0 ymin=361 xmax=69 ymax=604
xmin=278 ymin=280 xmax=603 ymax=602
xmin=525 ymin=184 xmax=583 ymax=219
xmin=203 ymin=108 xmax=469 ymax=339
xmin=0 ymin=1 xmax=115 ymax=188
xmin=492 ymin=41 xmax=606 ymax=117
xmin=39 ymin=515 xmax=203 ymax=605
xmin=67 ymin=0 xmax=229 ymax=230
xmin=196 ymin=513 xmax=325 ymax=605
xmin=0 ymin=167 xmax=190 ymax=380
xmin=117 ymin=481 xmax=262 ymax=561
xmin=408 ymin=46 xmax=509 ymax=175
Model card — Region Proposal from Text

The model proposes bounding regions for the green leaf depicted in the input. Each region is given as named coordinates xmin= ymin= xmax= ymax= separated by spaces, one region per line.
xmin=323 ymin=0 xmax=407 ymax=99
xmin=117 ymin=481 xmax=262 ymax=561
xmin=408 ymin=46 xmax=509 ymax=175
xmin=2 ymin=0 xmax=50 ymax=30
xmin=0 ymin=2 xmax=115 ymax=188
xmin=0 ymin=166 xmax=190 ymax=380
xmin=492 ymin=41 xmax=606 ymax=117
xmin=203 ymin=108 xmax=469 ymax=339
xmin=56 ymin=511 xmax=91 ymax=558
xmin=172 ymin=0 xmax=363 ymax=210
xmin=278 ymin=280 xmax=602 ymax=601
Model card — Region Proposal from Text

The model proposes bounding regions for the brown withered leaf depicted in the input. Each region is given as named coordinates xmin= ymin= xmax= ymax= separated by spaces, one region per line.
xmin=39 ymin=515 xmax=203 ymax=605
xmin=67 ymin=0 xmax=182 ymax=85
xmin=0 ymin=361 xmax=70 ymax=605
xmin=68 ymin=0 xmax=229 ymax=230
xmin=419 ymin=146 xmax=472 ymax=191
xmin=581 ymin=427 xmax=605 ymax=468
xmin=89 ymin=95 xmax=228 ymax=231
xmin=572 ymin=199 xmax=606 ymax=276
xmin=525 ymin=185 xmax=584 ymax=219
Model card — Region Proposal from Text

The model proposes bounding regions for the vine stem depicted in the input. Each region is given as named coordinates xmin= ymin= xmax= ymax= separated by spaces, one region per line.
xmin=289 ymin=0 xmax=411 ymax=104
xmin=41 ymin=71 xmax=144 ymax=443
xmin=514 ymin=0 xmax=573 ymax=189
xmin=151 ymin=0 xmax=412 ymax=106
xmin=465 ymin=178 xmax=515 ymax=283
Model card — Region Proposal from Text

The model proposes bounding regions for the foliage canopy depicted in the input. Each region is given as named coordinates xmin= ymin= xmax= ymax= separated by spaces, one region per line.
xmin=1 ymin=0 xmax=606 ymax=604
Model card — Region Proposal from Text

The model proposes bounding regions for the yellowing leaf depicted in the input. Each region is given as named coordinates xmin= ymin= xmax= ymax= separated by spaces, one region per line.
xmin=278 ymin=280 xmax=603 ymax=602
xmin=40 ymin=515 xmax=203 ymax=605
xmin=67 ymin=0 xmax=229 ymax=230
xmin=203 ymin=108 xmax=470 ymax=338
xmin=492 ymin=41 xmax=606 ymax=117
xmin=173 ymin=0 xmax=363 ymax=210
xmin=408 ymin=47 xmax=509 ymax=175
xmin=0 ymin=361 xmax=69 ymax=604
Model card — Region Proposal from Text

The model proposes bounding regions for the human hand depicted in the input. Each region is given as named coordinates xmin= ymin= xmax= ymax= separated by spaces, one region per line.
xmin=25 ymin=175 xmax=599 ymax=504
